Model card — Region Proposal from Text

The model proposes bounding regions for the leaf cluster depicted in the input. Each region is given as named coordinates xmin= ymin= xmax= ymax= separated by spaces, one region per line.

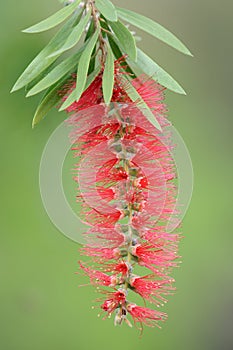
xmin=12 ymin=0 xmax=192 ymax=129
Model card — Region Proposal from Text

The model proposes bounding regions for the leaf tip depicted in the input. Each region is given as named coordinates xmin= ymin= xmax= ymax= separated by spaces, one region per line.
xmin=156 ymin=123 xmax=162 ymax=132
xmin=184 ymin=47 xmax=193 ymax=57
xmin=10 ymin=86 xmax=16 ymax=93
xmin=21 ymin=28 xmax=33 ymax=34
xmin=177 ymin=86 xmax=187 ymax=95
xmin=31 ymin=115 xmax=38 ymax=128
xmin=11 ymin=80 xmax=22 ymax=92
xmin=58 ymin=104 xmax=66 ymax=112
xmin=26 ymin=90 xmax=33 ymax=97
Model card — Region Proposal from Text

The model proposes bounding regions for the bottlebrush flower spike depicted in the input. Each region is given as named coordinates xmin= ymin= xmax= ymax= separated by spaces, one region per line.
xmin=12 ymin=0 xmax=192 ymax=335
xmin=71 ymin=77 xmax=182 ymax=331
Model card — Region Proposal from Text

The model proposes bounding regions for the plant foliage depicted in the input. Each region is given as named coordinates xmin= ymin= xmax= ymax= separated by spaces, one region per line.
xmin=12 ymin=0 xmax=192 ymax=128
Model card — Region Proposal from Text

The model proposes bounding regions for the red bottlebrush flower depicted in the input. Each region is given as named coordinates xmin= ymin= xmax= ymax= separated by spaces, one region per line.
xmin=60 ymin=60 xmax=131 ymax=114
xmin=68 ymin=76 xmax=181 ymax=332
xmin=96 ymin=160 xmax=128 ymax=183
xmin=74 ymin=142 xmax=124 ymax=228
xmin=79 ymin=262 xmax=118 ymax=287
xmin=71 ymin=123 xmax=121 ymax=157
xmin=104 ymin=261 xmax=131 ymax=277
xmin=130 ymin=275 xmax=174 ymax=305
xmin=83 ymin=226 xmax=126 ymax=249
xmin=97 ymin=186 xmax=115 ymax=201
xmin=143 ymin=229 xmax=180 ymax=252
xmin=100 ymin=290 xmax=126 ymax=315
xmin=127 ymin=304 xmax=167 ymax=328
xmin=78 ymin=205 xmax=122 ymax=228
xmin=81 ymin=246 xmax=121 ymax=261
xmin=131 ymin=243 xmax=178 ymax=273
xmin=61 ymin=75 xmax=104 ymax=113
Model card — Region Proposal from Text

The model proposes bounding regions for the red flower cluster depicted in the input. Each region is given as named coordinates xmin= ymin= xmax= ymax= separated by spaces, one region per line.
xmin=63 ymin=62 xmax=181 ymax=332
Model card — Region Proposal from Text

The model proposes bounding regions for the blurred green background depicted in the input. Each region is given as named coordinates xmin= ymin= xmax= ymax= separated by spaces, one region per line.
xmin=1 ymin=1 xmax=233 ymax=349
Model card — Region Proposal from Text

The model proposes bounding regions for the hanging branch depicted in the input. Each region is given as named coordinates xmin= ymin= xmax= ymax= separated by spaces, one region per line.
xmin=11 ymin=0 xmax=192 ymax=333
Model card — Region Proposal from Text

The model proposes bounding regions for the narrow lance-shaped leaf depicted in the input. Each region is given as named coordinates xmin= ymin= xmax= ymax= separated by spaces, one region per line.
xmin=102 ymin=18 xmax=135 ymax=75
xmin=48 ymin=9 xmax=91 ymax=58
xmin=59 ymin=65 xmax=101 ymax=111
xmin=11 ymin=10 xmax=82 ymax=92
xmin=23 ymin=0 xmax=82 ymax=33
xmin=32 ymin=75 xmax=69 ymax=128
xmin=75 ymin=28 xmax=100 ymax=101
xmin=25 ymin=63 xmax=57 ymax=92
xmin=109 ymin=20 xmax=137 ymax=61
xmin=103 ymin=46 xmax=115 ymax=104
xmin=120 ymin=75 xmax=162 ymax=131
xmin=88 ymin=45 xmax=97 ymax=75
xmin=26 ymin=43 xmax=87 ymax=96
xmin=128 ymin=48 xmax=186 ymax=95
xmin=95 ymin=0 xmax=118 ymax=22
xmin=107 ymin=34 xmax=123 ymax=59
xmin=107 ymin=35 xmax=135 ymax=77
xmin=85 ymin=19 xmax=96 ymax=74
xmin=117 ymin=7 xmax=193 ymax=56
xmin=85 ymin=18 xmax=95 ymax=41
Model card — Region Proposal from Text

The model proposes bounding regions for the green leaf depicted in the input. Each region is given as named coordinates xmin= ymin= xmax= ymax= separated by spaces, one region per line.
xmin=120 ymin=75 xmax=162 ymax=131
xmin=107 ymin=34 xmax=122 ymax=59
xmin=103 ymin=46 xmax=115 ymax=104
xmin=107 ymin=35 xmax=135 ymax=76
xmin=117 ymin=7 xmax=193 ymax=56
xmin=75 ymin=28 xmax=100 ymax=101
xmin=85 ymin=66 xmax=101 ymax=91
xmin=85 ymin=18 xmax=95 ymax=41
xmin=48 ymin=10 xmax=91 ymax=58
xmin=22 ymin=0 xmax=82 ymax=33
xmin=84 ymin=19 xmax=96 ymax=74
xmin=129 ymin=48 xmax=186 ymax=95
xmin=101 ymin=19 xmax=122 ymax=59
xmin=59 ymin=65 xmax=101 ymax=111
xmin=109 ymin=20 xmax=137 ymax=61
xmin=95 ymin=0 xmax=118 ymax=22
xmin=11 ymin=11 xmax=82 ymax=92
xmin=88 ymin=44 xmax=97 ymax=75
xmin=26 ymin=44 xmax=87 ymax=96
xmin=25 ymin=63 xmax=57 ymax=92
xmin=99 ymin=15 xmax=108 ymax=38
xmin=32 ymin=75 xmax=69 ymax=128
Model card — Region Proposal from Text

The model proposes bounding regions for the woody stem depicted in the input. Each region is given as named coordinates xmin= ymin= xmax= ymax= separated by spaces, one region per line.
xmin=122 ymin=157 xmax=134 ymax=291
xmin=87 ymin=0 xmax=107 ymax=65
